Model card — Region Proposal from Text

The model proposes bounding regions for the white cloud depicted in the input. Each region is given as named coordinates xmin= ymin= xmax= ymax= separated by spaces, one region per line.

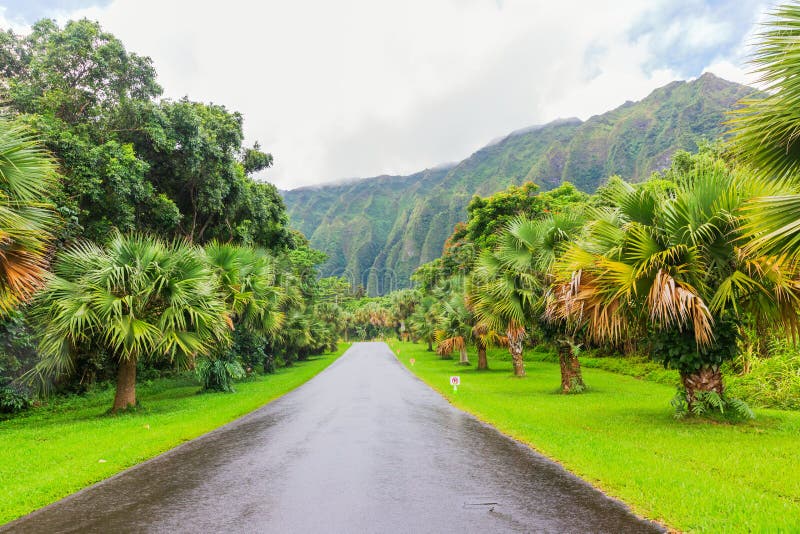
xmin=3 ymin=0 xmax=770 ymax=188
xmin=0 ymin=6 xmax=31 ymax=33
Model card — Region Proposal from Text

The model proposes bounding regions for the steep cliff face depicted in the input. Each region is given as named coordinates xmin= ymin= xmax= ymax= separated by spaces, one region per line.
xmin=283 ymin=73 xmax=755 ymax=294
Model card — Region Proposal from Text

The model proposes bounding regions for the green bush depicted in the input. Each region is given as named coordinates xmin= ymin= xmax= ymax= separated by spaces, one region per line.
xmin=726 ymin=348 xmax=800 ymax=410
xmin=196 ymin=354 xmax=246 ymax=393
xmin=0 ymin=384 xmax=32 ymax=414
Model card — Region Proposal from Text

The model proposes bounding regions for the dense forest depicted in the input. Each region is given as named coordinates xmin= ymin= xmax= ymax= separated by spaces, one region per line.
xmin=0 ymin=19 xmax=354 ymax=413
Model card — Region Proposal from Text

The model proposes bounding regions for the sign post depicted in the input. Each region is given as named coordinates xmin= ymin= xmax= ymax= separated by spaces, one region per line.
xmin=450 ymin=375 xmax=460 ymax=393
xmin=409 ymin=358 xmax=416 ymax=366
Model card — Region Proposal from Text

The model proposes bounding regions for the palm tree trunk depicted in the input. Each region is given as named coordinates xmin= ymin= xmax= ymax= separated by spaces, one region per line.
xmin=558 ymin=340 xmax=584 ymax=393
xmin=427 ymin=339 xmax=433 ymax=352
xmin=459 ymin=346 xmax=469 ymax=365
xmin=476 ymin=340 xmax=488 ymax=371
xmin=507 ymin=327 xmax=526 ymax=377
xmin=113 ymin=358 xmax=137 ymax=412
xmin=681 ymin=367 xmax=724 ymax=411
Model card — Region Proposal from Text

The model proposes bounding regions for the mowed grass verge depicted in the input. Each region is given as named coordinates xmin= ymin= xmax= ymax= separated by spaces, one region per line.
xmin=389 ymin=340 xmax=800 ymax=533
xmin=0 ymin=342 xmax=350 ymax=524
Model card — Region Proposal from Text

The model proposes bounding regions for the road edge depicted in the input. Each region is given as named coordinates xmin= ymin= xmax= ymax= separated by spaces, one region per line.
xmin=1 ymin=342 xmax=353 ymax=529
xmin=386 ymin=343 xmax=673 ymax=534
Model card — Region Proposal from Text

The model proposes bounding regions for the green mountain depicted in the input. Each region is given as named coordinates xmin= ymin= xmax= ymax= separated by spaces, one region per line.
xmin=283 ymin=73 xmax=754 ymax=294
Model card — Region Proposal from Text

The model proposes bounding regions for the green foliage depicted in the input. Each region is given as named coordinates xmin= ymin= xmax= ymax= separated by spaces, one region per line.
xmin=728 ymin=3 xmax=800 ymax=180
xmin=465 ymin=182 xmax=542 ymax=251
xmin=3 ymin=19 xmax=161 ymax=123
xmin=649 ymin=318 xmax=740 ymax=376
xmin=725 ymin=344 xmax=800 ymax=410
xmin=0 ymin=119 xmax=59 ymax=312
xmin=0 ymin=309 xmax=38 ymax=413
xmin=726 ymin=4 xmax=800 ymax=263
xmin=2 ymin=19 xmax=292 ymax=251
xmin=671 ymin=388 xmax=754 ymax=422
xmin=0 ymin=384 xmax=31 ymax=414
xmin=195 ymin=354 xmax=246 ymax=393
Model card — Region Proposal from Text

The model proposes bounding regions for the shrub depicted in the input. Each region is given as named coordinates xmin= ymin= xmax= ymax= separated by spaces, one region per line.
xmin=0 ymin=384 xmax=32 ymax=414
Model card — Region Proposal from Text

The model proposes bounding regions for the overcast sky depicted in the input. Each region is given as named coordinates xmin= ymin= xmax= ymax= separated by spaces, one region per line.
xmin=0 ymin=0 xmax=775 ymax=189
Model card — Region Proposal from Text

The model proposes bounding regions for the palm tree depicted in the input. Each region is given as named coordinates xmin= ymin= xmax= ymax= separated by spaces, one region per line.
xmin=500 ymin=213 xmax=587 ymax=392
xmin=205 ymin=242 xmax=284 ymax=335
xmin=470 ymin=319 xmax=506 ymax=371
xmin=552 ymin=159 xmax=800 ymax=412
xmin=471 ymin=232 xmax=539 ymax=377
xmin=390 ymin=289 xmax=419 ymax=341
xmin=201 ymin=242 xmax=285 ymax=390
xmin=31 ymin=234 xmax=230 ymax=411
xmin=473 ymin=213 xmax=586 ymax=389
xmin=728 ymin=3 xmax=800 ymax=262
xmin=0 ymin=120 xmax=58 ymax=313
xmin=408 ymin=296 xmax=438 ymax=351
xmin=314 ymin=301 xmax=346 ymax=349
xmin=352 ymin=300 xmax=392 ymax=339
xmin=435 ymin=291 xmax=473 ymax=364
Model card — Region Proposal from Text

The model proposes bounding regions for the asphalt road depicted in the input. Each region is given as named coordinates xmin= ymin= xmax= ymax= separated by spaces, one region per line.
xmin=5 ymin=342 xmax=663 ymax=533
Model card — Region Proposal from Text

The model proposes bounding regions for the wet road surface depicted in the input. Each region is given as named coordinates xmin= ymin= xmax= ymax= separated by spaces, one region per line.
xmin=5 ymin=342 xmax=663 ymax=533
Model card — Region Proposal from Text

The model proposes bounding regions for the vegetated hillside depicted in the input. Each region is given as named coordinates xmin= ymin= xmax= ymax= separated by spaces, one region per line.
xmin=283 ymin=73 xmax=754 ymax=294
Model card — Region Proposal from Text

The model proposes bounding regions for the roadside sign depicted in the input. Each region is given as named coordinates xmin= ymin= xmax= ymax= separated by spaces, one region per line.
xmin=410 ymin=358 xmax=416 ymax=366
xmin=450 ymin=376 xmax=460 ymax=392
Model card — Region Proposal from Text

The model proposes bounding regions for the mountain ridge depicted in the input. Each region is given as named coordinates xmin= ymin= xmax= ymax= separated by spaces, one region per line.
xmin=283 ymin=73 xmax=756 ymax=294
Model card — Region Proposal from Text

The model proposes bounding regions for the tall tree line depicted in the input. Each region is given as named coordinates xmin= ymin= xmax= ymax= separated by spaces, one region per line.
xmin=0 ymin=19 xmax=342 ymax=413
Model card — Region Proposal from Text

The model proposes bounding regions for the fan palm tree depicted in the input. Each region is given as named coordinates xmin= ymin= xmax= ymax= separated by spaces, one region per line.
xmin=728 ymin=2 xmax=800 ymax=262
xmin=315 ymin=301 xmax=346 ymax=348
xmin=408 ymin=296 xmax=439 ymax=351
xmin=552 ymin=160 xmax=800 ymax=411
xmin=205 ymin=242 xmax=285 ymax=335
xmin=471 ymin=229 xmax=540 ymax=377
xmin=31 ymin=234 xmax=230 ymax=411
xmin=435 ymin=290 xmax=473 ymax=364
xmin=201 ymin=242 xmax=285 ymax=390
xmin=473 ymin=213 xmax=586 ymax=389
xmin=470 ymin=319 xmax=506 ymax=371
xmin=0 ymin=120 xmax=58 ymax=313
xmin=390 ymin=288 xmax=419 ymax=341
xmin=499 ymin=213 xmax=587 ymax=391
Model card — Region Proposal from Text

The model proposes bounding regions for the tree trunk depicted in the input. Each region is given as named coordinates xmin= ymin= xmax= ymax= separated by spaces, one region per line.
xmin=558 ymin=341 xmax=584 ymax=393
xmin=507 ymin=327 xmax=526 ymax=377
xmin=681 ymin=367 xmax=724 ymax=411
xmin=477 ymin=341 xmax=488 ymax=371
xmin=427 ymin=339 xmax=433 ymax=352
xmin=112 ymin=358 xmax=137 ymax=412
xmin=459 ymin=346 xmax=469 ymax=365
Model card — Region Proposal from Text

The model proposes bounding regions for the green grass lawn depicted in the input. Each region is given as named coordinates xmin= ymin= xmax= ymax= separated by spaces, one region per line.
xmin=0 ymin=343 xmax=350 ymax=524
xmin=389 ymin=340 xmax=800 ymax=533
